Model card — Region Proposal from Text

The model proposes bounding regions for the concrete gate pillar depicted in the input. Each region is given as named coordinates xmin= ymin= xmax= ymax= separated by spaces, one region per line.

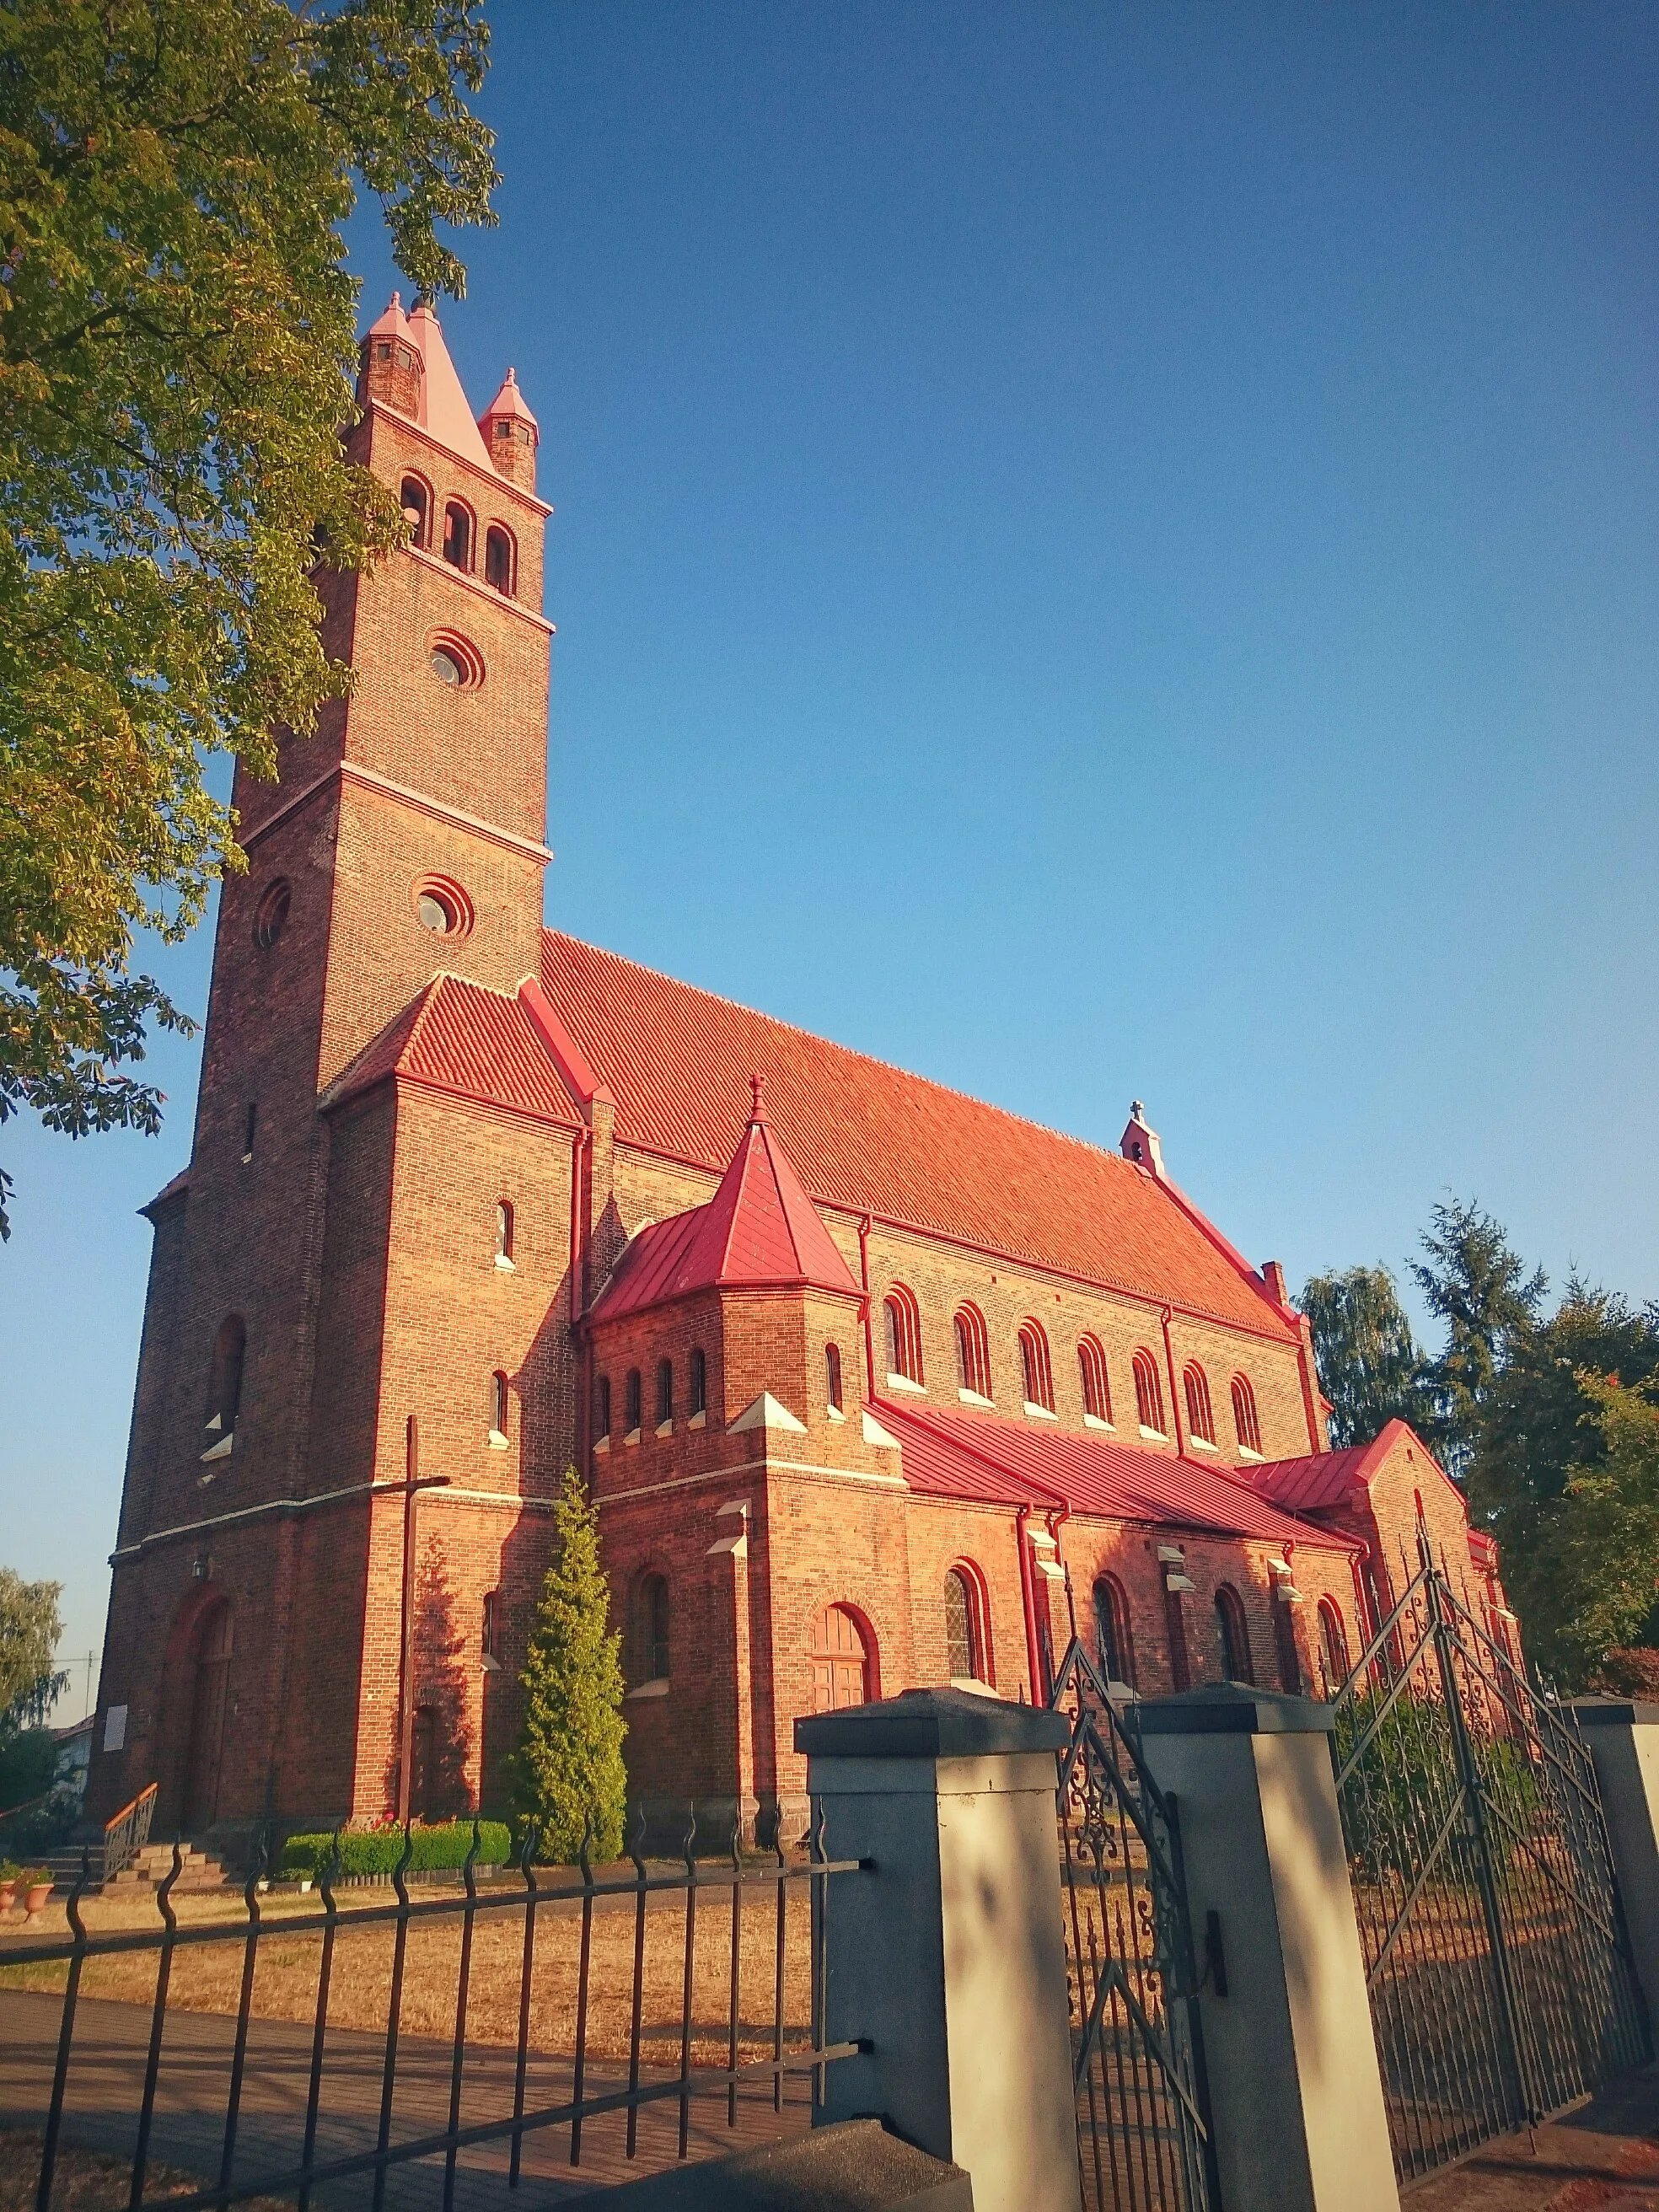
xmin=1571 ymin=1696 xmax=1659 ymax=2019
xmin=797 ymin=1687 xmax=1082 ymax=2212
xmin=1136 ymin=1683 xmax=1400 ymax=2212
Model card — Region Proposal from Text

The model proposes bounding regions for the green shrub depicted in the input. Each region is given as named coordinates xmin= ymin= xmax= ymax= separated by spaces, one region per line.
xmin=279 ymin=1820 xmax=510 ymax=1881
xmin=1334 ymin=1686 xmax=1538 ymax=1883
xmin=0 ymin=1727 xmax=57 ymax=1812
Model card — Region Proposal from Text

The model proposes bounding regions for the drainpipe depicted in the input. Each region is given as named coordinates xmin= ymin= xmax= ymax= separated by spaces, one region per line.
xmin=1160 ymin=1305 xmax=1187 ymax=1456
xmin=857 ymin=1214 xmax=877 ymax=1403
xmin=1016 ymin=1506 xmax=1043 ymax=1703
xmin=568 ymin=1125 xmax=592 ymax=1478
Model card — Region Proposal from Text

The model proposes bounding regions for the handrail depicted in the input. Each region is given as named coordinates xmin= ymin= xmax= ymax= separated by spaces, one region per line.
xmin=0 ymin=1785 xmax=57 ymax=1828
xmin=102 ymin=1780 xmax=158 ymax=1880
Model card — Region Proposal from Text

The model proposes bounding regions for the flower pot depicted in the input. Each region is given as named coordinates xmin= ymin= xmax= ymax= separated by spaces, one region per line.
xmin=23 ymin=1882 xmax=51 ymax=1923
xmin=0 ymin=1882 xmax=16 ymax=1916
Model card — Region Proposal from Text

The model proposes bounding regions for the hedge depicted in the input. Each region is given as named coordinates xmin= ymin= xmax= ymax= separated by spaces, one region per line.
xmin=279 ymin=1822 xmax=512 ymax=1880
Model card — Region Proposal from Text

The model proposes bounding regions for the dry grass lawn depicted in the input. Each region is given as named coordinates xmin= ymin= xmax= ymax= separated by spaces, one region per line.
xmin=0 ymin=2134 xmax=291 ymax=2212
xmin=0 ymin=1879 xmax=815 ymax=2070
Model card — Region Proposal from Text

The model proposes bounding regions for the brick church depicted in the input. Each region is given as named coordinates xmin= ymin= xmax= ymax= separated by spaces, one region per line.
xmin=89 ymin=301 xmax=1512 ymax=1844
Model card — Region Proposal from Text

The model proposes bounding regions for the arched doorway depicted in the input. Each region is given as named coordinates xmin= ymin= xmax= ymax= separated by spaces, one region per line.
xmin=180 ymin=1600 xmax=233 ymax=1830
xmin=809 ymin=1605 xmax=872 ymax=1713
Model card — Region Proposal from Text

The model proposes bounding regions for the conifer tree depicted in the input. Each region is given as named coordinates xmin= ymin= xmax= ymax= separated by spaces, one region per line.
xmin=514 ymin=1468 xmax=627 ymax=1863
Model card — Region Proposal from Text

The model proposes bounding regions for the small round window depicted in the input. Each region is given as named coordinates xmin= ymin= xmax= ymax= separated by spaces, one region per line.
xmin=427 ymin=629 xmax=485 ymax=689
xmin=253 ymin=879 xmax=292 ymax=950
xmin=414 ymin=876 xmax=473 ymax=938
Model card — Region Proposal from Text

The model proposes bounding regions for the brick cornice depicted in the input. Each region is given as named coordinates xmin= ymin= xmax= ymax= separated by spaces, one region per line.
xmin=241 ymin=758 xmax=553 ymax=867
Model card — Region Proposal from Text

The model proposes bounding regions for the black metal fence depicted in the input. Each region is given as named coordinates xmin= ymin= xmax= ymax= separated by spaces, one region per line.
xmin=1329 ymin=1542 xmax=1651 ymax=2186
xmin=1050 ymin=1640 xmax=1218 ymax=2212
xmin=10 ymin=1806 xmax=865 ymax=2211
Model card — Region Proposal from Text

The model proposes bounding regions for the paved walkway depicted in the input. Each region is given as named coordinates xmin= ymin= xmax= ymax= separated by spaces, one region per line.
xmin=0 ymin=1989 xmax=812 ymax=2210
xmin=1409 ymin=2067 xmax=1659 ymax=2211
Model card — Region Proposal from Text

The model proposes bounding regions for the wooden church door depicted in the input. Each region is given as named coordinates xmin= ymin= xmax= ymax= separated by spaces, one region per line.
xmin=181 ymin=1600 xmax=233 ymax=1830
xmin=809 ymin=1605 xmax=870 ymax=1712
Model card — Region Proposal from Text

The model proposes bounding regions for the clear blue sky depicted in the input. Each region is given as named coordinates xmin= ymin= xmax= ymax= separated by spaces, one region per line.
xmin=4 ymin=1 xmax=1656 ymax=1698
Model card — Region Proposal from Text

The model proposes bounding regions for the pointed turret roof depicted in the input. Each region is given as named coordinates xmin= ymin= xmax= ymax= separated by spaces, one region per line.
xmin=363 ymin=294 xmax=493 ymax=469
xmin=481 ymin=366 xmax=539 ymax=433
xmin=589 ymin=1081 xmax=862 ymax=1323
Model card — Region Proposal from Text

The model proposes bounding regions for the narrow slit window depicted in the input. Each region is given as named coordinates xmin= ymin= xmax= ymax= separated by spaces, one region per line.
xmin=883 ymin=1285 xmax=924 ymax=1385
xmin=1184 ymin=1362 xmax=1216 ymax=1445
xmin=484 ymin=525 xmax=515 ymax=595
xmin=657 ymin=1357 xmax=674 ymax=1427
xmin=1093 ymin=1576 xmax=1135 ymax=1689
xmin=1231 ymin=1373 xmax=1263 ymax=1455
xmin=241 ymin=1103 xmax=257 ymax=1163
xmin=596 ymin=1374 xmax=611 ymax=1444
xmin=825 ymin=1342 xmax=843 ymax=1412
xmin=482 ymin=1591 xmax=499 ymax=1668
xmin=442 ymin=502 xmax=471 ymax=569
xmin=636 ymin=1575 xmax=670 ymax=1684
xmin=690 ymin=1348 xmax=707 ymax=1416
xmin=1133 ymin=1348 xmax=1166 ymax=1435
xmin=944 ymin=1567 xmax=986 ymax=1683
xmin=204 ymin=1316 xmax=246 ymax=1441
xmin=400 ymin=477 xmax=430 ymax=549
xmin=625 ymin=1368 xmax=642 ymax=1436
xmin=496 ymin=1200 xmax=514 ymax=1263
xmin=1215 ymin=1585 xmax=1253 ymax=1683
xmin=1018 ymin=1320 xmax=1055 ymax=1413
xmin=490 ymin=1370 xmax=509 ymax=1439
xmin=953 ymin=1306 xmax=991 ymax=1399
xmin=1077 ymin=1335 xmax=1111 ymax=1424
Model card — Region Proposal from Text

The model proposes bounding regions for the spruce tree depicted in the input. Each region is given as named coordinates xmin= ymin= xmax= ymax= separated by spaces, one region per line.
xmin=1296 ymin=1264 xmax=1440 ymax=1449
xmin=514 ymin=1468 xmax=627 ymax=1863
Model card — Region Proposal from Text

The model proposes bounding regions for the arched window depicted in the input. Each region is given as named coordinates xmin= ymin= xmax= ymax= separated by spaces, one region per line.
xmin=809 ymin=1604 xmax=873 ymax=1712
xmin=204 ymin=1316 xmax=246 ymax=1442
xmin=490 ymin=1370 xmax=509 ymax=1440
xmin=1214 ymin=1585 xmax=1254 ymax=1683
xmin=495 ymin=1200 xmax=514 ymax=1264
xmin=657 ymin=1357 xmax=674 ymax=1427
xmin=484 ymin=524 xmax=516 ymax=595
xmin=690 ymin=1347 xmax=707 ymax=1417
xmin=635 ymin=1574 xmax=669 ymax=1684
xmin=1078 ymin=1336 xmax=1112 ymax=1425
xmin=883 ymin=1285 xmax=924 ymax=1387
xmin=1092 ymin=1575 xmax=1135 ymax=1689
xmin=1318 ymin=1599 xmax=1350 ymax=1692
xmin=944 ymin=1566 xmax=989 ymax=1683
xmin=953 ymin=1305 xmax=991 ymax=1399
xmin=442 ymin=500 xmax=472 ymax=569
xmin=1132 ymin=1348 xmax=1165 ymax=1436
xmin=595 ymin=1373 xmax=612 ymax=1444
xmin=1184 ymin=1362 xmax=1216 ymax=1446
xmin=252 ymin=878 xmax=291 ymax=950
xmin=825 ymin=1342 xmax=843 ymax=1413
xmin=625 ymin=1368 xmax=642 ymax=1436
xmin=1231 ymin=1373 xmax=1263 ymax=1456
xmin=1018 ymin=1320 xmax=1055 ymax=1413
xmin=400 ymin=475 xmax=431 ymax=550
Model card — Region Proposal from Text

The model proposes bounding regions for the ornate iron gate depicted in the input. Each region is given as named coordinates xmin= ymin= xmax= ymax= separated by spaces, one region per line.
xmin=1050 ymin=1640 xmax=1220 ymax=2212
xmin=1329 ymin=1540 xmax=1651 ymax=2186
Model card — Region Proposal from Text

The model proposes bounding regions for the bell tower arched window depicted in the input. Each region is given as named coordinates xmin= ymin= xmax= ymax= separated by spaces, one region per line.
xmin=442 ymin=500 xmax=472 ymax=570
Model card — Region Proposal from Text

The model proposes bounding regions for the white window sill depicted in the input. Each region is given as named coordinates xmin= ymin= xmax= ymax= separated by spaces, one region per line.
xmin=949 ymin=1676 xmax=1000 ymax=1699
xmin=593 ymin=1436 xmax=610 ymax=1455
xmin=958 ymin=1388 xmax=995 ymax=1409
xmin=1082 ymin=1414 xmax=1114 ymax=1432
xmin=200 ymin=1432 xmax=234 ymax=1464
xmin=1238 ymin=1447 xmax=1264 ymax=1463
xmin=624 ymin=1428 xmax=642 ymax=1447
xmin=1140 ymin=1425 xmax=1167 ymax=1442
xmin=487 ymin=1430 xmax=509 ymax=1450
xmin=625 ymin=1678 xmax=670 ymax=1701
xmin=481 ymin=1654 xmax=500 ymax=1672
xmin=688 ymin=1409 xmax=707 ymax=1430
xmin=1189 ymin=1435 xmax=1217 ymax=1452
xmin=1023 ymin=1401 xmax=1058 ymax=1420
xmin=826 ymin=1404 xmax=846 ymax=1423
xmin=495 ymin=1254 xmax=516 ymax=1272
xmin=655 ymin=1419 xmax=674 ymax=1438
xmin=885 ymin=1372 xmax=926 ymax=1395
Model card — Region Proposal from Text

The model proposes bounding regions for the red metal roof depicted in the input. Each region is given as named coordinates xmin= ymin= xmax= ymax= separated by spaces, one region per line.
xmin=1245 ymin=1437 xmax=1387 ymax=1513
xmin=591 ymin=1098 xmax=861 ymax=1323
xmin=539 ymin=933 xmax=1293 ymax=1338
xmin=877 ymin=1399 xmax=1353 ymax=1549
xmin=329 ymin=975 xmax=583 ymax=1128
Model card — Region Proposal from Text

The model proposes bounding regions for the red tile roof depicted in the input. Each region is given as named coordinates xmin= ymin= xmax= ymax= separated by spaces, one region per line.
xmin=591 ymin=1099 xmax=862 ymax=1323
xmin=539 ymin=933 xmax=1292 ymax=1338
xmin=329 ymin=975 xmax=583 ymax=1128
xmin=876 ymin=1399 xmax=1353 ymax=1550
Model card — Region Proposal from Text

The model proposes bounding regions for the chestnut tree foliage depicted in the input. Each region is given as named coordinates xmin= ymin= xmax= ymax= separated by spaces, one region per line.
xmin=0 ymin=0 xmax=498 ymax=1234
